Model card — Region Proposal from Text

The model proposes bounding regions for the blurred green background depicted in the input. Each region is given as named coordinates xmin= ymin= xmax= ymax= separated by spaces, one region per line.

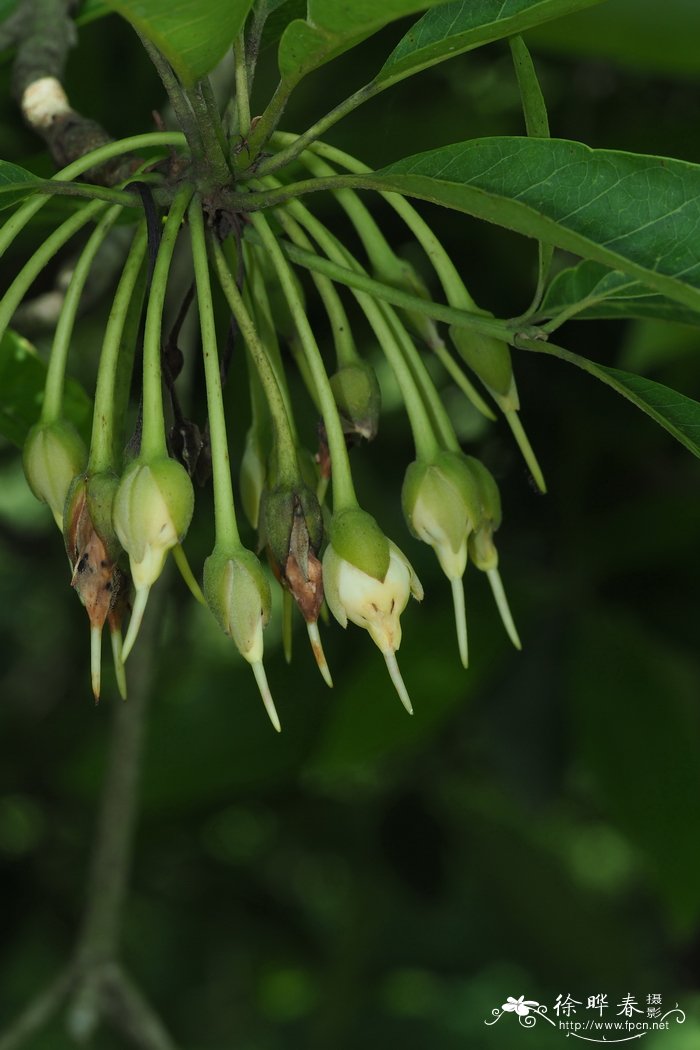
xmin=1 ymin=1 xmax=700 ymax=1047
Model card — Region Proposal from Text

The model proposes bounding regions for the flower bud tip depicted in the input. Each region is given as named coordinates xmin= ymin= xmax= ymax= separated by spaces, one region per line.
xmin=173 ymin=543 xmax=206 ymax=605
xmin=109 ymin=626 xmax=128 ymax=700
xmin=307 ymin=620 xmax=333 ymax=688
xmin=487 ymin=568 xmax=522 ymax=650
xmin=282 ymin=589 xmax=293 ymax=665
xmin=91 ymin=625 xmax=102 ymax=702
xmin=383 ymin=649 xmax=413 ymax=715
xmin=122 ymin=586 xmax=150 ymax=662
xmin=251 ymin=660 xmax=281 ymax=732
xmin=450 ymin=576 xmax=469 ymax=669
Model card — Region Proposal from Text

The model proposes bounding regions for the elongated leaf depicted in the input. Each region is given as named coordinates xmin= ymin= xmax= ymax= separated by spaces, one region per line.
xmin=0 ymin=330 xmax=92 ymax=447
xmin=520 ymin=337 xmax=700 ymax=459
xmin=349 ymin=138 xmax=700 ymax=314
xmin=106 ymin=0 xmax=253 ymax=86
xmin=541 ymin=260 xmax=700 ymax=326
xmin=277 ymin=0 xmax=447 ymax=83
xmin=377 ymin=0 xmax=604 ymax=88
xmin=0 ymin=160 xmax=44 ymax=211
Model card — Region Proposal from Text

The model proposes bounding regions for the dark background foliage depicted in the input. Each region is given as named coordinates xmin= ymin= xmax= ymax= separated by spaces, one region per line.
xmin=1 ymin=2 xmax=700 ymax=1047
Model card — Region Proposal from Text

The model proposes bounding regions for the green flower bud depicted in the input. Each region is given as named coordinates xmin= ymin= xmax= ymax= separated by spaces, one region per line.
xmin=204 ymin=546 xmax=280 ymax=731
xmin=113 ymin=456 xmax=194 ymax=660
xmin=114 ymin=456 xmax=194 ymax=591
xmin=462 ymin=456 xmax=521 ymax=651
xmin=22 ymin=419 xmax=87 ymax=529
xmin=402 ymin=451 xmax=483 ymax=670
xmin=463 ymin=456 xmax=501 ymax=572
xmin=402 ymin=451 xmax=482 ymax=581
xmin=323 ymin=513 xmax=423 ymax=713
xmin=448 ymin=326 xmax=518 ymax=409
xmin=259 ymin=482 xmax=323 ymax=581
xmin=330 ymin=361 xmax=381 ymax=441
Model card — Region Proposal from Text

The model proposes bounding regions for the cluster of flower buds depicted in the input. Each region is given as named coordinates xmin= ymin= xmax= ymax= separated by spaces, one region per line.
xmin=10 ymin=132 xmax=539 ymax=730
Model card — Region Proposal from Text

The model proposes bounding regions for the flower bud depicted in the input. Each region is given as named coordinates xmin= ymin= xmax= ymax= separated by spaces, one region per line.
xmin=113 ymin=456 xmax=194 ymax=659
xmin=22 ymin=419 xmax=87 ymax=529
xmin=330 ymin=361 xmax=381 ymax=441
xmin=402 ymin=452 xmax=482 ymax=581
xmin=204 ymin=546 xmax=280 ymax=731
xmin=448 ymin=326 xmax=517 ymax=408
xmin=323 ymin=510 xmax=422 ymax=713
xmin=63 ymin=471 xmax=129 ymax=700
xmin=463 ymin=456 xmax=521 ymax=651
xmin=464 ymin=455 xmax=501 ymax=572
xmin=114 ymin=456 xmax=194 ymax=591
xmin=402 ymin=451 xmax=483 ymax=669
xmin=259 ymin=482 xmax=331 ymax=686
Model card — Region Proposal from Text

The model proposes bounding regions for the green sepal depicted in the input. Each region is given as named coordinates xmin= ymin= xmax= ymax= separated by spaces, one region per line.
xmin=22 ymin=419 xmax=87 ymax=529
xmin=329 ymin=507 xmax=390 ymax=581
xmin=259 ymin=481 xmax=324 ymax=573
xmin=86 ymin=470 xmax=122 ymax=562
xmin=329 ymin=361 xmax=381 ymax=441
xmin=449 ymin=325 xmax=515 ymax=402
xmin=463 ymin=455 xmax=502 ymax=530
xmin=203 ymin=545 xmax=271 ymax=657
xmin=402 ymin=452 xmax=481 ymax=557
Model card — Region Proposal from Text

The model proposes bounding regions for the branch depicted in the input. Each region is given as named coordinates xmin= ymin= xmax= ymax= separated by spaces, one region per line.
xmin=9 ymin=0 xmax=135 ymax=184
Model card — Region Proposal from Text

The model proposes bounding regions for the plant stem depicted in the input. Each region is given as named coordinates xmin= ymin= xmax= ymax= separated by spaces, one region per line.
xmin=0 ymin=132 xmax=186 ymax=260
xmin=140 ymin=185 xmax=193 ymax=460
xmin=234 ymin=32 xmax=252 ymax=138
xmin=137 ymin=33 xmax=203 ymax=160
xmin=0 ymin=197 xmax=107 ymax=350
xmin=188 ymin=198 xmax=241 ymax=549
xmin=247 ymin=81 xmax=377 ymax=176
xmin=210 ymin=237 xmax=298 ymax=485
xmin=186 ymin=82 xmax=231 ymax=184
xmin=41 ymin=203 xmax=122 ymax=424
xmin=198 ymin=77 xmax=233 ymax=176
xmin=255 ymin=234 xmax=523 ymax=341
xmin=248 ymin=210 xmax=358 ymax=512
xmin=89 ymin=223 xmax=148 ymax=473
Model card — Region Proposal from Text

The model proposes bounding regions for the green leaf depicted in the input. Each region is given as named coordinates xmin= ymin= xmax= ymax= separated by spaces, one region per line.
xmin=106 ymin=0 xmax=254 ymax=86
xmin=541 ymin=260 xmax=700 ymax=326
xmin=376 ymin=0 xmax=605 ymax=88
xmin=277 ymin=0 xmax=448 ymax=84
xmin=355 ymin=137 xmax=700 ymax=315
xmin=0 ymin=160 xmax=44 ymax=211
xmin=0 ymin=330 xmax=92 ymax=447
xmin=520 ymin=337 xmax=700 ymax=459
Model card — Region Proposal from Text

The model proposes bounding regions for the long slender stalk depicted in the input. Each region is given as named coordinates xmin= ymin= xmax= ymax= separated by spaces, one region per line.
xmin=42 ymin=204 xmax=122 ymax=423
xmin=0 ymin=131 xmax=186 ymax=261
xmin=0 ymin=198 xmax=108 ymax=349
xmin=140 ymin=186 xmax=193 ymax=460
xmin=210 ymin=238 xmax=298 ymax=485
xmin=188 ymin=198 xmax=241 ymax=549
xmin=248 ymin=210 xmax=358 ymax=512
xmin=273 ymin=197 xmax=440 ymax=462
xmin=89 ymin=223 xmax=148 ymax=473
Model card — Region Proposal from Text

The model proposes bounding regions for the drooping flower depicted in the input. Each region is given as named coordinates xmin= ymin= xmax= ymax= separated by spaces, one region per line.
xmin=113 ymin=455 xmax=194 ymax=658
xmin=323 ymin=508 xmax=423 ymax=713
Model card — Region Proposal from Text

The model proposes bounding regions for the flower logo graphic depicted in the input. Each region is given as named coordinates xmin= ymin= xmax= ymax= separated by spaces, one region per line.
xmin=502 ymin=996 xmax=540 ymax=1017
